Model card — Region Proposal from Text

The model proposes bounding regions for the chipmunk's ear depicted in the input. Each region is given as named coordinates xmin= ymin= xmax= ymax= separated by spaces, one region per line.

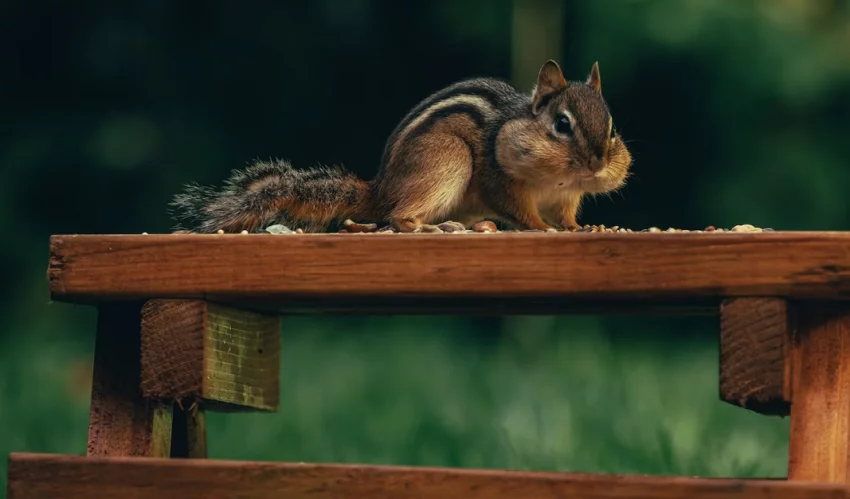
xmin=532 ymin=60 xmax=567 ymax=116
xmin=587 ymin=61 xmax=601 ymax=93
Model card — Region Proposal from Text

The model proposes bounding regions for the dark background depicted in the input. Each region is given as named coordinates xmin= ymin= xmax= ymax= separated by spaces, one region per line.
xmin=3 ymin=0 xmax=849 ymax=493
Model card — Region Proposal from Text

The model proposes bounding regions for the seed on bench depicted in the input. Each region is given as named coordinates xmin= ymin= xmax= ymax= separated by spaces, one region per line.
xmin=438 ymin=221 xmax=467 ymax=233
xmin=343 ymin=219 xmax=379 ymax=233
xmin=412 ymin=224 xmax=444 ymax=234
xmin=265 ymin=224 xmax=295 ymax=234
xmin=473 ymin=221 xmax=497 ymax=233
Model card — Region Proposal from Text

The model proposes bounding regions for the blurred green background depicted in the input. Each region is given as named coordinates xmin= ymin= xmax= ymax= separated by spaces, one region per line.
xmin=3 ymin=0 xmax=850 ymax=494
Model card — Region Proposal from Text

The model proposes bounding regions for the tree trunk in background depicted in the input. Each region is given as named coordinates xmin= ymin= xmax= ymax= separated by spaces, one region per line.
xmin=511 ymin=0 xmax=564 ymax=90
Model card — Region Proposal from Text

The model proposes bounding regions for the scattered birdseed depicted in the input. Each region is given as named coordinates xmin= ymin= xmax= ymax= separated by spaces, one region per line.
xmin=415 ymin=224 xmax=444 ymax=233
xmin=438 ymin=221 xmax=466 ymax=233
xmin=473 ymin=221 xmax=497 ymax=233
xmin=264 ymin=224 xmax=294 ymax=234
xmin=198 ymin=220 xmax=775 ymax=235
xmin=342 ymin=219 xmax=378 ymax=233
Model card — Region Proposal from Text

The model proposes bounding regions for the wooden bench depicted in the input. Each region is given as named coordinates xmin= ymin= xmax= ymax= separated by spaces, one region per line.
xmin=7 ymin=231 xmax=850 ymax=498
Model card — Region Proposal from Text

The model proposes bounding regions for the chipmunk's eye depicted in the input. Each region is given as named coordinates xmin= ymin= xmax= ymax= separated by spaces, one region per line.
xmin=554 ymin=114 xmax=572 ymax=135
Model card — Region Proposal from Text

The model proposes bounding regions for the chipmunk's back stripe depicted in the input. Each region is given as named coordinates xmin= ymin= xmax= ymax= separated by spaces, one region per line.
xmin=405 ymin=103 xmax=487 ymax=139
xmin=404 ymin=102 xmax=488 ymax=167
xmin=382 ymin=79 xmax=514 ymax=167
xmin=399 ymin=81 xmax=506 ymax=126
xmin=386 ymin=95 xmax=497 ymax=167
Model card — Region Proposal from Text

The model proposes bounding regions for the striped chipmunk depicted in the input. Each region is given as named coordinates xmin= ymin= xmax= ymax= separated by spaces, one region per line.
xmin=171 ymin=59 xmax=632 ymax=233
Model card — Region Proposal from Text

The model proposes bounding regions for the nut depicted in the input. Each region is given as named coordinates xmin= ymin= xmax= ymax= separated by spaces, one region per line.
xmin=473 ymin=221 xmax=498 ymax=233
xmin=343 ymin=219 xmax=378 ymax=233
xmin=438 ymin=221 xmax=467 ymax=233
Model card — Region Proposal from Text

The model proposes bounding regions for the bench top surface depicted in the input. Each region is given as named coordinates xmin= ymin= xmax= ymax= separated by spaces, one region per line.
xmin=48 ymin=232 xmax=850 ymax=314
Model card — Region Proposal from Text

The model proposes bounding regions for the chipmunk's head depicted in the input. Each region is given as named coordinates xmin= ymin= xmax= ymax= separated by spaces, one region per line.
xmin=497 ymin=60 xmax=632 ymax=194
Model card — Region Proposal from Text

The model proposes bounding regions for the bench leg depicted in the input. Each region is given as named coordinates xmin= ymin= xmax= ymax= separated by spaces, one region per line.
xmin=788 ymin=303 xmax=850 ymax=482
xmin=87 ymin=304 xmax=173 ymax=457
xmin=170 ymin=404 xmax=207 ymax=458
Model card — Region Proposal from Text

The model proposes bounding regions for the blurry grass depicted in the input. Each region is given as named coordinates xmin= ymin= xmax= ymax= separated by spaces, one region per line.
xmin=0 ymin=314 xmax=789 ymax=497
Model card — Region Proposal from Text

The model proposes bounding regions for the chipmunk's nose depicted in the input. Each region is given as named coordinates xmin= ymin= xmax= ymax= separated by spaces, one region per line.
xmin=589 ymin=154 xmax=605 ymax=172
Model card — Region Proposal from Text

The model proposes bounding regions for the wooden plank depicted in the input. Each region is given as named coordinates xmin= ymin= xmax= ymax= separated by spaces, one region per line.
xmin=47 ymin=232 xmax=850 ymax=314
xmin=88 ymin=304 xmax=173 ymax=457
xmin=788 ymin=303 xmax=850 ymax=482
xmin=140 ymin=299 xmax=280 ymax=412
xmin=719 ymin=298 xmax=790 ymax=416
xmin=8 ymin=452 xmax=850 ymax=499
xmin=170 ymin=404 xmax=207 ymax=458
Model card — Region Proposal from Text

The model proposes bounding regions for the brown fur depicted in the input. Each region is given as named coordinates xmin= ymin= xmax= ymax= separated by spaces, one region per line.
xmin=370 ymin=60 xmax=631 ymax=232
xmin=170 ymin=60 xmax=632 ymax=233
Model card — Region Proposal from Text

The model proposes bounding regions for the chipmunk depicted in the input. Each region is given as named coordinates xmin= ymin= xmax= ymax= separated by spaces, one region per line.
xmin=171 ymin=59 xmax=632 ymax=233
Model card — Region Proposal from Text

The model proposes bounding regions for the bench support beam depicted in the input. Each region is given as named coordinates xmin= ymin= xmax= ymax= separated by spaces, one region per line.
xmin=88 ymin=304 xmax=173 ymax=457
xmin=719 ymin=298 xmax=791 ymax=415
xmin=721 ymin=299 xmax=850 ymax=483
xmin=140 ymin=299 xmax=281 ymax=412
xmin=788 ymin=303 xmax=850 ymax=483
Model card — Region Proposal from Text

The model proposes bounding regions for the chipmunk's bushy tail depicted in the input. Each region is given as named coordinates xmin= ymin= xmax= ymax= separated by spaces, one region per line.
xmin=170 ymin=159 xmax=373 ymax=233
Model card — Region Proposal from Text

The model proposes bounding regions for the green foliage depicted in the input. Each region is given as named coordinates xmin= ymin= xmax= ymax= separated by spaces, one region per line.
xmin=3 ymin=1 xmax=846 ymax=495
xmin=0 ymin=315 xmax=789 ymax=497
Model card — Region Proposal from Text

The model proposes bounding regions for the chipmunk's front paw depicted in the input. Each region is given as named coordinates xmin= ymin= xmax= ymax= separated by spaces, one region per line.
xmin=437 ymin=221 xmax=466 ymax=233
xmin=391 ymin=218 xmax=443 ymax=233
xmin=413 ymin=224 xmax=443 ymax=233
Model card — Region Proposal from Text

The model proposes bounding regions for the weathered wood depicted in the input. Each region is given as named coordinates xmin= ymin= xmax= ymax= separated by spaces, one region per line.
xmin=719 ymin=298 xmax=790 ymax=415
xmin=170 ymin=404 xmax=207 ymax=458
xmin=46 ymin=233 xmax=850 ymax=314
xmin=8 ymin=452 xmax=850 ymax=499
xmin=788 ymin=303 xmax=850 ymax=483
xmin=88 ymin=304 xmax=173 ymax=457
xmin=140 ymin=299 xmax=280 ymax=412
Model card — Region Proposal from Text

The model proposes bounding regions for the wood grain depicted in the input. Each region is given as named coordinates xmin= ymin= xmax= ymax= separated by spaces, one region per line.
xmin=140 ymin=299 xmax=280 ymax=411
xmin=788 ymin=303 xmax=850 ymax=483
xmin=87 ymin=304 xmax=173 ymax=457
xmin=47 ymin=233 xmax=850 ymax=313
xmin=8 ymin=452 xmax=850 ymax=499
xmin=719 ymin=298 xmax=790 ymax=415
